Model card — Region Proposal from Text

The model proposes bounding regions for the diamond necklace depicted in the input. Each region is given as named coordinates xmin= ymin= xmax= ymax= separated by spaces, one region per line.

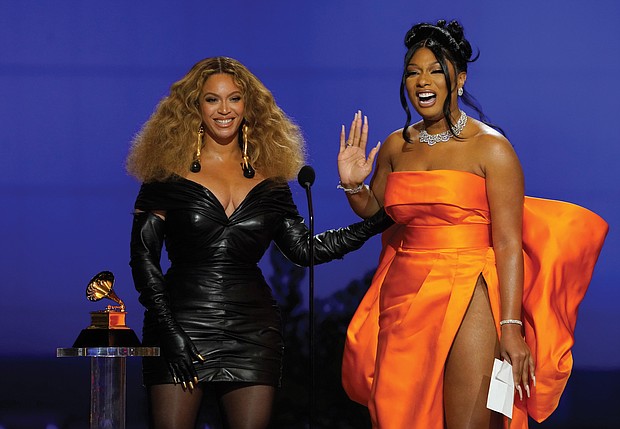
xmin=418 ymin=110 xmax=468 ymax=146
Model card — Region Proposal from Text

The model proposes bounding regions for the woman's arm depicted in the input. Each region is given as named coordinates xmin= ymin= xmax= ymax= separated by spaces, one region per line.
xmin=482 ymin=134 xmax=534 ymax=399
xmin=130 ymin=210 xmax=204 ymax=390
xmin=272 ymin=189 xmax=394 ymax=266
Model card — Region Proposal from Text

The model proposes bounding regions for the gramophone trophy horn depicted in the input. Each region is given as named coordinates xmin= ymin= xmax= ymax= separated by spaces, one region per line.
xmin=72 ymin=270 xmax=141 ymax=347
xmin=86 ymin=270 xmax=126 ymax=312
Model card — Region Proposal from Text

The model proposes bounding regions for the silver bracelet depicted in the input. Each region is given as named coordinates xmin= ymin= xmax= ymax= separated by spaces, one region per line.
xmin=337 ymin=181 xmax=365 ymax=194
xmin=499 ymin=319 xmax=523 ymax=327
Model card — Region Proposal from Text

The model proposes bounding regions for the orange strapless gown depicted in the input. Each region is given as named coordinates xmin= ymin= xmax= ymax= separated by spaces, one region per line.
xmin=342 ymin=170 xmax=608 ymax=429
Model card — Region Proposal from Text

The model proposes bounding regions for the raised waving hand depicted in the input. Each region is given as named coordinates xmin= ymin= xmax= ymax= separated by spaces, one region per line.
xmin=338 ymin=111 xmax=380 ymax=187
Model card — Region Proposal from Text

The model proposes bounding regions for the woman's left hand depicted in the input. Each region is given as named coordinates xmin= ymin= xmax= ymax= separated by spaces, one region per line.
xmin=500 ymin=325 xmax=535 ymax=400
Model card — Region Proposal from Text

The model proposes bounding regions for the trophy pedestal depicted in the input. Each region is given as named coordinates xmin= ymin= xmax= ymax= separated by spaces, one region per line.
xmin=60 ymin=308 xmax=157 ymax=429
xmin=60 ymin=270 xmax=157 ymax=429
xmin=57 ymin=347 xmax=159 ymax=429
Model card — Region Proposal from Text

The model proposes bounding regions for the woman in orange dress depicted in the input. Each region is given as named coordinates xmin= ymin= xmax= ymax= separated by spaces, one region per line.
xmin=337 ymin=20 xmax=608 ymax=429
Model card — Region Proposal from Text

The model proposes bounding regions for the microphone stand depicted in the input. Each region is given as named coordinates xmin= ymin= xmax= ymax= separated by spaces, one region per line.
xmin=298 ymin=166 xmax=315 ymax=428
xmin=305 ymin=184 xmax=315 ymax=428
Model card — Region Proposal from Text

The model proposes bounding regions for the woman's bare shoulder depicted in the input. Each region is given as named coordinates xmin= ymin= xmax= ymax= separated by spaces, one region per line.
xmin=382 ymin=127 xmax=414 ymax=150
xmin=467 ymin=120 xmax=520 ymax=173
xmin=468 ymin=120 xmax=513 ymax=153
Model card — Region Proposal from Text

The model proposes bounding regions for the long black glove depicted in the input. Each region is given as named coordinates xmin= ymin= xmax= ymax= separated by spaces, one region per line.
xmin=275 ymin=206 xmax=394 ymax=266
xmin=129 ymin=211 xmax=204 ymax=387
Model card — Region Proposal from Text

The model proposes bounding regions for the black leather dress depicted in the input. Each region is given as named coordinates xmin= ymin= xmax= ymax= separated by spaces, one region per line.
xmin=130 ymin=176 xmax=392 ymax=386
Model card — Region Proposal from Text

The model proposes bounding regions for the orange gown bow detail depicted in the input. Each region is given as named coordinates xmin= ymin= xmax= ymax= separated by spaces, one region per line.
xmin=341 ymin=170 xmax=608 ymax=429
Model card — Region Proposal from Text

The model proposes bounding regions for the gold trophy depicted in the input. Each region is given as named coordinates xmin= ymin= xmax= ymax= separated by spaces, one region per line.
xmin=72 ymin=271 xmax=141 ymax=347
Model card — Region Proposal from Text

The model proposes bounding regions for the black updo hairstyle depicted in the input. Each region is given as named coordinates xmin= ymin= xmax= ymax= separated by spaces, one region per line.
xmin=400 ymin=19 xmax=503 ymax=143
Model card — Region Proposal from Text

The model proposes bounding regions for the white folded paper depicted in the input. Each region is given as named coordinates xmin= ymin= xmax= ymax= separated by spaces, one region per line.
xmin=486 ymin=358 xmax=514 ymax=418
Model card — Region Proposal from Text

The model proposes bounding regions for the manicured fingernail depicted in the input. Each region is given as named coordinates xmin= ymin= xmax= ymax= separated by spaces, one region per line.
xmin=532 ymin=374 xmax=536 ymax=387
xmin=173 ymin=376 xmax=179 ymax=385
xmin=525 ymin=384 xmax=530 ymax=398
xmin=189 ymin=381 xmax=194 ymax=390
xmin=516 ymin=385 xmax=523 ymax=401
xmin=194 ymin=376 xmax=199 ymax=384
xmin=182 ymin=381 xmax=187 ymax=390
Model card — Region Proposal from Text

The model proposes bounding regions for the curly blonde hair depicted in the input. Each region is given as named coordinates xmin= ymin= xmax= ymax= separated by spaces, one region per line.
xmin=126 ymin=57 xmax=305 ymax=182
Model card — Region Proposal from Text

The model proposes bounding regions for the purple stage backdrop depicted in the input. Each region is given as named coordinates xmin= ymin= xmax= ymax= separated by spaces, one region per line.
xmin=1 ymin=0 xmax=618 ymax=371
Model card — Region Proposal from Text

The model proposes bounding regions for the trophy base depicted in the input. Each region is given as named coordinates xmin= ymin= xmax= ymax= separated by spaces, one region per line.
xmin=72 ymin=310 xmax=141 ymax=347
xmin=72 ymin=327 xmax=142 ymax=347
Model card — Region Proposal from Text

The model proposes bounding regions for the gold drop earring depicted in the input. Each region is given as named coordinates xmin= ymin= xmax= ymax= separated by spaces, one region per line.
xmin=190 ymin=125 xmax=204 ymax=173
xmin=241 ymin=124 xmax=255 ymax=179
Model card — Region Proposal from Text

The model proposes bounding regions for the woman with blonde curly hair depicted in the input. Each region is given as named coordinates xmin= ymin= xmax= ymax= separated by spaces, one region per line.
xmin=127 ymin=57 xmax=393 ymax=429
xmin=127 ymin=57 xmax=304 ymax=183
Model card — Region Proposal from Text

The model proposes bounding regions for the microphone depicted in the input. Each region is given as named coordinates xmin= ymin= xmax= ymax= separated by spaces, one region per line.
xmin=297 ymin=165 xmax=315 ymax=189
xmin=297 ymin=165 xmax=316 ymax=427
